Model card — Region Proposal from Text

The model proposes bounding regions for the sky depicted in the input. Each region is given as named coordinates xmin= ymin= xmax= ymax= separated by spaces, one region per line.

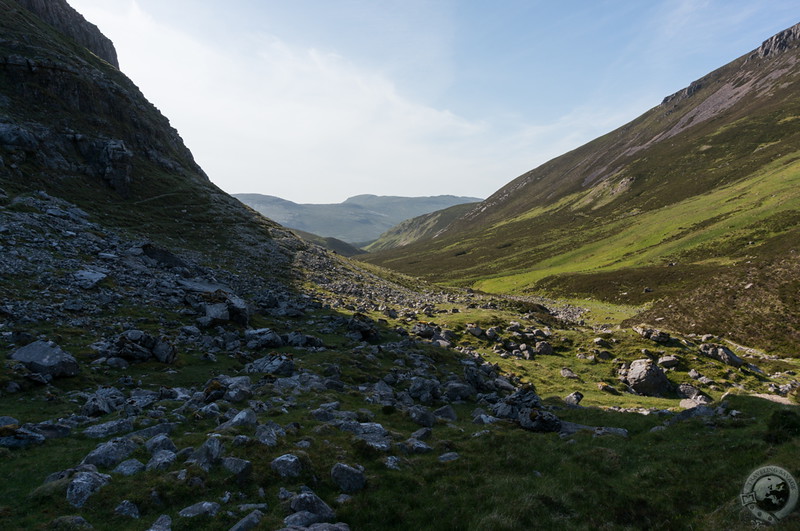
xmin=67 ymin=0 xmax=799 ymax=204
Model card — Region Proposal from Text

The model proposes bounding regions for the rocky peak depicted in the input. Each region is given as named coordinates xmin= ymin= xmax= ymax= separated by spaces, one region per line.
xmin=16 ymin=0 xmax=119 ymax=68
xmin=755 ymin=21 xmax=800 ymax=58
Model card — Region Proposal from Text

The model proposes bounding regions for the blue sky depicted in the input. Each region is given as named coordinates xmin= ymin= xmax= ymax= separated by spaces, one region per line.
xmin=68 ymin=0 xmax=799 ymax=204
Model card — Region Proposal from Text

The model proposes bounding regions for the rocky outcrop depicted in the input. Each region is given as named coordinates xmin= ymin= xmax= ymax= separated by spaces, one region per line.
xmin=0 ymin=1 xmax=209 ymax=197
xmin=755 ymin=22 xmax=800 ymax=58
xmin=16 ymin=0 xmax=119 ymax=67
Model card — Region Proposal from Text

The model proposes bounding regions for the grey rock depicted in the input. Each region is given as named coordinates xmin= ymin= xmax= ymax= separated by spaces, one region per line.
xmin=112 ymin=458 xmax=145 ymax=476
xmin=331 ymin=463 xmax=366 ymax=493
xmin=442 ymin=382 xmax=473 ymax=401
xmin=385 ymin=456 xmax=402 ymax=470
xmin=518 ymin=408 xmax=562 ymax=432
xmin=244 ymin=328 xmax=285 ymax=349
xmin=271 ymin=453 xmax=302 ymax=478
xmin=10 ymin=340 xmax=79 ymax=377
xmin=0 ymin=426 xmax=46 ymax=448
xmin=434 ymin=404 xmax=458 ymax=421
xmin=666 ymin=405 xmax=716 ymax=425
xmin=115 ymin=499 xmax=140 ymax=519
xmin=289 ymin=491 xmax=335 ymax=522
xmin=222 ymin=457 xmax=253 ymax=483
xmin=82 ymin=437 xmax=138 ymax=468
xmin=657 ymin=355 xmax=680 ymax=368
xmin=81 ymin=387 xmax=126 ymax=417
xmin=82 ymin=418 xmax=133 ymax=439
xmin=66 ymin=470 xmax=111 ymax=507
xmin=178 ymin=501 xmax=220 ymax=518
xmin=593 ymin=426 xmax=629 ymax=438
xmin=634 ymin=326 xmax=671 ymax=343
xmin=411 ymin=427 xmax=432 ymax=440
xmin=146 ymin=515 xmax=172 ymax=531
xmin=676 ymin=383 xmax=703 ymax=400
xmin=625 ymin=359 xmax=672 ymax=397
xmin=284 ymin=511 xmax=324 ymax=528
xmin=186 ymin=436 xmax=225 ymax=471
xmin=699 ymin=343 xmax=744 ymax=368
xmin=146 ymin=450 xmax=177 ymax=471
xmin=145 ymin=433 xmax=177 ymax=454
xmin=255 ymin=421 xmax=286 ymax=446
xmin=229 ymin=509 xmax=263 ymax=531
xmin=398 ymin=438 xmax=433 ymax=454
xmin=535 ymin=341 xmax=554 ymax=356
xmin=24 ymin=421 xmax=72 ymax=439
xmin=564 ymin=391 xmax=584 ymax=406
xmin=74 ymin=269 xmax=107 ymax=289
xmin=407 ymin=405 xmax=435 ymax=427
xmin=244 ymin=354 xmax=295 ymax=376
xmin=438 ymin=452 xmax=460 ymax=462
xmin=560 ymin=367 xmax=579 ymax=380
xmin=217 ymin=408 xmax=257 ymax=431
xmin=0 ymin=416 xmax=19 ymax=426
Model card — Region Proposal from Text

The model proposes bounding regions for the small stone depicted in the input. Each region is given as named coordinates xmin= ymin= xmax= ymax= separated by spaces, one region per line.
xmin=564 ymin=391 xmax=584 ymax=406
xmin=438 ymin=452 xmax=460 ymax=462
xmin=229 ymin=509 xmax=263 ymax=531
xmin=146 ymin=515 xmax=172 ymax=531
xmin=178 ymin=501 xmax=220 ymax=518
xmin=115 ymin=499 xmax=140 ymax=519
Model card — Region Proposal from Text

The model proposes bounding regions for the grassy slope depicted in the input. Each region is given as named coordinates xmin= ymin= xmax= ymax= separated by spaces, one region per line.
xmin=365 ymin=202 xmax=479 ymax=252
xmin=361 ymin=30 xmax=800 ymax=354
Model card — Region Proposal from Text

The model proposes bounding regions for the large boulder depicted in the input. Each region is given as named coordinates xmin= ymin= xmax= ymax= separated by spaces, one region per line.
xmin=271 ymin=454 xmax=302 ymax=478
xmin=244 ymin=354 xmax=295 ymax=376
xmin=82 ymin=438 xmax=139 ymax=468
xmin=81 ymin=386 xmax=126 ymax=417
xmin=111 ymin=330 xmax=176 ymax=364
xmin=625 ymin=359 xmax=672 ymax=397
xmin=66 ymin=470 xmax=111 ymax=508
xmin=10 ymin=340 xmax=79 ymax=378
xmin=699 ymin=343 xmax=744 ymax=368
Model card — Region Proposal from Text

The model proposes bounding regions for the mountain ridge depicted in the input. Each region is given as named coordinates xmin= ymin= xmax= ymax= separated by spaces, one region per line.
xmin=235 ymin=192 xmax=481 ymax=244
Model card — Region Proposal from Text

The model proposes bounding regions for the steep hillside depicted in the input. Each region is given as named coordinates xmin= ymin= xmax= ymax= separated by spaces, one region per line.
xmin=365 ymin=202 xmax=479 ymax=252
xmin=235 ymin=193 xmax=481 ymax=244
xmin=16 ymin=0 xmax=119 ymax=67
xmin=363 ymin=22 xmax=800 ymax=354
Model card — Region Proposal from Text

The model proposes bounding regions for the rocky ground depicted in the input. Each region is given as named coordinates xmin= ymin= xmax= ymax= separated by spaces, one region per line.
xmin=1 ymin=188 xmax=799 ymax=530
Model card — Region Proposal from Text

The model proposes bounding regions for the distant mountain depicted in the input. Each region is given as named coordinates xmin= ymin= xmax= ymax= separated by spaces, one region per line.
xmin=362 ymin=22 xmax=800 ymax=352
xmin=290 ymin=229 xmax=366 ymax=257
xmin=234 ymin=193 xmax=482 ymax=244
xmin=365 ymin=202 xmax=480 ymax=252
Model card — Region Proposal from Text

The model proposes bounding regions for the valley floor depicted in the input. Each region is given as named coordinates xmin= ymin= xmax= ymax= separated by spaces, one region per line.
xmin=1 ymin=191 xmax=799 ymax=530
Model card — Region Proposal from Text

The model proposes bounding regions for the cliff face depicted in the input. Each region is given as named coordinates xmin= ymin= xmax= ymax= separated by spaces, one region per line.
xmin=0 ymin=0 xmax=208 ymax=199
xmin=16 ymin=0 xmax=119 ymax=68
xmin=755 ymin=21 xmax=800 ymax=58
